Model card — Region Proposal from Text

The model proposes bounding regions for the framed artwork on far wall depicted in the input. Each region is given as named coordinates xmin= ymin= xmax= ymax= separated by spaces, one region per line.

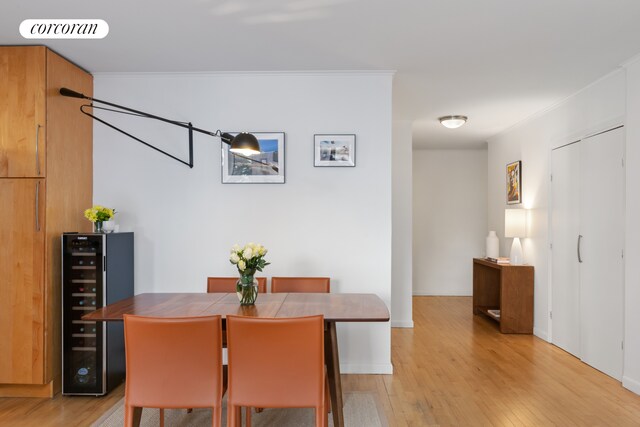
xmin=221 ymin=132 xmax=285 ymax=184
xmin=314 ymin=134 xmax=356 ymax=167
xmin=506 ymin=160 xmax=522 ymax=205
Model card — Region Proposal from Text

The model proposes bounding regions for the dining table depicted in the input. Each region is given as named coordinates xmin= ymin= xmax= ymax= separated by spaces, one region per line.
xmin=83 ymin=292 xmax=390 ymax=427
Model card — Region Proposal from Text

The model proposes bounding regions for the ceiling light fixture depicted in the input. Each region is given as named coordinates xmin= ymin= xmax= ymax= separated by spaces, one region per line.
xmin=439 ymin=115 xmax=468 ymax=129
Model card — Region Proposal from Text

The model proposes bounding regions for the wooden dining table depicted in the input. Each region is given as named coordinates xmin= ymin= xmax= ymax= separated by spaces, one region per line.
xmin=83 ymin=292 xmax=390 ymax=427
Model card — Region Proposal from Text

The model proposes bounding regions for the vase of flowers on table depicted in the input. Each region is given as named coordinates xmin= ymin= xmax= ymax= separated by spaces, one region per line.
xmin=84 ymin=205 xmax=116 ymax=233
xmin=229 ymin=242 xmax=269 ymax=305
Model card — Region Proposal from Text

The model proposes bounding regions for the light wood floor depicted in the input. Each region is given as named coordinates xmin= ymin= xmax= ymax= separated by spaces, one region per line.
xmin=1 ymin=296 xmax=640 ymax=426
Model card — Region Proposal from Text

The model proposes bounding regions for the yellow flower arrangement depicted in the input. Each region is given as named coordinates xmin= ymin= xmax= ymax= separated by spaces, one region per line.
xmin=84 ymin=205 xmax=116 ymax=223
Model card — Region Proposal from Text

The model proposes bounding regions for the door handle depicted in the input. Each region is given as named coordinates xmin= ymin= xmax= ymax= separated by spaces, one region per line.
xmin=577 ymin=235 xmax=583 ymax=263
xmin=35 ymin=181 xmax=40 ymax=232
xmin=35 ymin=124 xmax=41 ymax=176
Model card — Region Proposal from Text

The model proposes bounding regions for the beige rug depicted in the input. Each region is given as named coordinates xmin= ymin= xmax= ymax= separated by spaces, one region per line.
xmin=92 ymin=392 xmax=387 ymax=427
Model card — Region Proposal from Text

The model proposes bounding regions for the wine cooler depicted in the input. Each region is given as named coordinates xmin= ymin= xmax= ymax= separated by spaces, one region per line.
xmin=62 ymin=232 xmax=134 ymax=395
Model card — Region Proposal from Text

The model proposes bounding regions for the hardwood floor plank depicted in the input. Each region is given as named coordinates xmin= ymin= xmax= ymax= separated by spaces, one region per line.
xmin=1 ymin=296 xmax=640 ymax=426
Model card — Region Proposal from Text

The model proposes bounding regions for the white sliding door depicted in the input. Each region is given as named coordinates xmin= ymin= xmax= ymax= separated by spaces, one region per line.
xmin=551 ymin=142 xmax=581 ymax=357
xmin=579 ymin=127 xmax=624 ymax=380
xmin=551 ymin=126 xmax=625 ymax=381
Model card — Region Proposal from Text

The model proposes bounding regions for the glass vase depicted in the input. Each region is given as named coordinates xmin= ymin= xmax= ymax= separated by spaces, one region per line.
xmin=236 ymin=271 xmax=259 ymax=305
xmin=94 ymin=221 xmax=104 ymax=233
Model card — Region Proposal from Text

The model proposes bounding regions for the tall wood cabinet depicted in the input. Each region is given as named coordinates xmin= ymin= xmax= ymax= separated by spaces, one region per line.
xmin=0 ymin=46 xmax=93 ymax=397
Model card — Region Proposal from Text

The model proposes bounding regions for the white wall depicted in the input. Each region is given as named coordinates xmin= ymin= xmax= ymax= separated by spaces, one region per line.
xmin=624 ymin=58 xmax=640 ymax=395
xmin=93 ymin=72 xmax=393 ymax=374
xmin=413 ymin=149 xmax=488 ymax=295
xmin=391 ymin=121 xmax=413 ymax=327
xmin=486 ymin=70 xmax=626 ymax=340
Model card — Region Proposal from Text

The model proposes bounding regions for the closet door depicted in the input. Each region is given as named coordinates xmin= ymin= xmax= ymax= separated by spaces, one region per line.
xmin=551 ymin=142 xmax=581 ymax=357
xmin=579 ymin=127 xmax=624 ymax=380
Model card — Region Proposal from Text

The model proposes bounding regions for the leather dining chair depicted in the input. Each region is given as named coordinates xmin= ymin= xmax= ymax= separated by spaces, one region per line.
xmin=270 ymin=277 xmax=330 ymax=293
xmin=226 ymin=315 xmax=328 ymax=427
xmin=270 ymin=276 xmax=332 ymax=414
xmin=207 ymin=277 xmax=267 ymax=293
xmin=123 ymin=315 xmax=224 ymax=427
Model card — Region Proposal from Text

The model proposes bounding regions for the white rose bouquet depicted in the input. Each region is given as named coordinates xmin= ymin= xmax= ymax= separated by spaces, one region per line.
xmin=229 ymin=242 xmax=269 ymax=275
xmin=229 ymin=242 xmax=269 ymax=305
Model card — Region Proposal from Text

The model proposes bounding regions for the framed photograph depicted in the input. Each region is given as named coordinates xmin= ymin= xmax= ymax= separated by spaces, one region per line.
xmin=314 ymin=134 xmax=356 ymax=167
xmin=506 ymin=160 xmax=522 ymax=205
xmin=222 ymin=132 xmax=285 ymax=184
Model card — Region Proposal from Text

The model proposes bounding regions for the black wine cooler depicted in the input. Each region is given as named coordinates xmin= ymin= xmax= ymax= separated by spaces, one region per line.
xmin=62 ymin=232 xmax=134 ymax=395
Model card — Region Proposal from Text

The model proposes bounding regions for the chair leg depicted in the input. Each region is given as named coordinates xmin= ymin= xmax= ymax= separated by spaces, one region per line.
xmin=245 ymin=406 xmax=252 ymax=427
xmin=316 ymin=405 xmax=327 ymax=427
xmin=212 ymin=407 xmax=221 ymax=427
xmin=124 ymin=404 xmax=135 ymax=427
xmin=159 ymin=408 xmax=164 ymax=427
xmin=228 ymin=404 xmax=237 ymax=427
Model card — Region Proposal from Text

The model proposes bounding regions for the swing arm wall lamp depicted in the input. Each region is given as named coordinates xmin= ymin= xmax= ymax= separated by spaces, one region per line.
xmin=59 ymin=87 xmax=260 ymax=168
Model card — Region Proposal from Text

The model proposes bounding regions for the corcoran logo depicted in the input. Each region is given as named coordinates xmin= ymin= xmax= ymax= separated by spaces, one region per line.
xmin=20 ymin=19 xmax=109 ymax=39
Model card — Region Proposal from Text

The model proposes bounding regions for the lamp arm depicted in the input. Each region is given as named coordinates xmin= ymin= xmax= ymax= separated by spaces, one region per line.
xmin=60 ymin=87 xmax=232 ymax=143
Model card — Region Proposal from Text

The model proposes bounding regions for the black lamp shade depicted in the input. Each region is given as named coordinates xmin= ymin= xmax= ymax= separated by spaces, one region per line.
xmin=230 ymin=132 xmax=260 ymax=154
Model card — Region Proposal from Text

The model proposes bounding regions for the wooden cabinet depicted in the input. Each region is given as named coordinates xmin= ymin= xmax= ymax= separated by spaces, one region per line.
xmin=0 ymin=179 xmax=45 ymax=383
xmin=472 ymin=258 xmax=534 ymax=334
xmin=0 ymin=46 xmax=93 ymax=397
xmin=0 ymin=47 xmax=47 ymax=177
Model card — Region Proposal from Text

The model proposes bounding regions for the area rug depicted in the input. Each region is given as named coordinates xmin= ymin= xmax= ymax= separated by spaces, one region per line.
xmin=92 ymin=392 xmax=387 ymax=427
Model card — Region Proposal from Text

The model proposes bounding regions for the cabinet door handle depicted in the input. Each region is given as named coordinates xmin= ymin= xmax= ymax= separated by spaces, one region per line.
xmin=577 ymin=235 xmax=583 ymax=263
xmin=35 ymin=182 xmax=40 ymax=232
xmin=35 ymin=124 xmax=41 ymax=176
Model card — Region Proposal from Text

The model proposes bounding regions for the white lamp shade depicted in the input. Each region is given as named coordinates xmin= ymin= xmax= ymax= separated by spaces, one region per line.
xmin=505 ymin=209 xmax=527 ymax=238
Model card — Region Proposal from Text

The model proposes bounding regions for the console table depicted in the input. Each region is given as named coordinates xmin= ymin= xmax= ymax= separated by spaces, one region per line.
xmin=472 ymin=258 xmax=534 ymax=334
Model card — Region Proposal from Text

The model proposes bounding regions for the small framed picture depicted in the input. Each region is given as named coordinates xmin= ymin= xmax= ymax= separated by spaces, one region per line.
xmin=222 ymin=132 xmax=285 ymax=184
xmin=314 ymin=134 xmax=356 ymax=167
xmin=506 ymin=160 xmax=522 ymax=205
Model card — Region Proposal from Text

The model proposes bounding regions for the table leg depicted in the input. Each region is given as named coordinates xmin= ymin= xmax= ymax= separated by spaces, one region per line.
xmin=325 ymin=321 xmax=344 ymax=427
xmin=132 ymin=407 xmax=142 ymax=427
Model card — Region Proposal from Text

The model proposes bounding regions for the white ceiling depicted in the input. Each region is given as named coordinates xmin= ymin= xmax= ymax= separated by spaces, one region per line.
xmin=3 ymin=0 xmax=640 ymax=148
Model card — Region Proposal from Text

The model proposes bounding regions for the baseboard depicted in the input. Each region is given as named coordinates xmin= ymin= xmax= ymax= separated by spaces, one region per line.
xmin=412 ymin=292 xmax=472 ymax=297
xmin=0 ymin=380 xmax=55 ymax=398
xmin=623 ymin=376 xmax=640 ymax=395
xmin=533 ymin=327 xmax=549 ymax=342
xmin=340 ymin=363 xmax=393 ymax=375
xmin=391 ymin=320 xmax=414 ymax=328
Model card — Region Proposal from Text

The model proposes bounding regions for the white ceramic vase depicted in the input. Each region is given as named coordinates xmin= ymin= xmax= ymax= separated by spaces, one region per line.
xmin=486 ymin=231 xmax=499 ymax=258
xmin=102 ymin=220 xmax=116 ymax=233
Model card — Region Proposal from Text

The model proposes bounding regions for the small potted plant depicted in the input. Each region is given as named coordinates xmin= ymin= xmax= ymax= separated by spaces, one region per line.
xmin=229 ymin=243 xmax=269 ymax=305
xmin=84 ymin=205 xmax=116 ymax=233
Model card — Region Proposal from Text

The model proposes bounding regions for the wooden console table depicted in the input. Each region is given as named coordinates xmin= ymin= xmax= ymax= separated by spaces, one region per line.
xmin=472 ymin=258 xmax=534 ymax=334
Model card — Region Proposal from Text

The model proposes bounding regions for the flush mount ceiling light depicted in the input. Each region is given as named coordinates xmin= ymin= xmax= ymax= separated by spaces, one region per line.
xmin=439 ymin=115 xmax=468 ymax=129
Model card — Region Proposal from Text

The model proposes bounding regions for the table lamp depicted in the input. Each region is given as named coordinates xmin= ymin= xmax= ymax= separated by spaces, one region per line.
xmin=505 ymin=209 xmax=527 ymax=265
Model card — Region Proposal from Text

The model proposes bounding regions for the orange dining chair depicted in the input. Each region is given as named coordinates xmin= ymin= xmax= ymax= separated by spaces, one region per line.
xmin=207 ymin=277 xmax=267 ymax=293
xmin=226 ymin=315 xmax=328 ymax=427
xmin=123 ymin=315 xmax=224 ymax=427
xmin=207 ymin=277 xmax=266 ymax=415
xmin=270 ymin=276 xmax=332 ymax=415
xmin=270 ymin=277 xmax=330 ymax=293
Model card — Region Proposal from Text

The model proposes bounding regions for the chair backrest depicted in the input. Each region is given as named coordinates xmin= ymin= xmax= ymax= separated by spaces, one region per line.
xmin=124 ymin=315 xmax=223 ymax=409
xmin=271 ymin=277 xmax=330 ymax=293
xmin=207 ymin=277 xmax=267 ymax=293
xmin=226 ymin=315 xmax=324 ymax=408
